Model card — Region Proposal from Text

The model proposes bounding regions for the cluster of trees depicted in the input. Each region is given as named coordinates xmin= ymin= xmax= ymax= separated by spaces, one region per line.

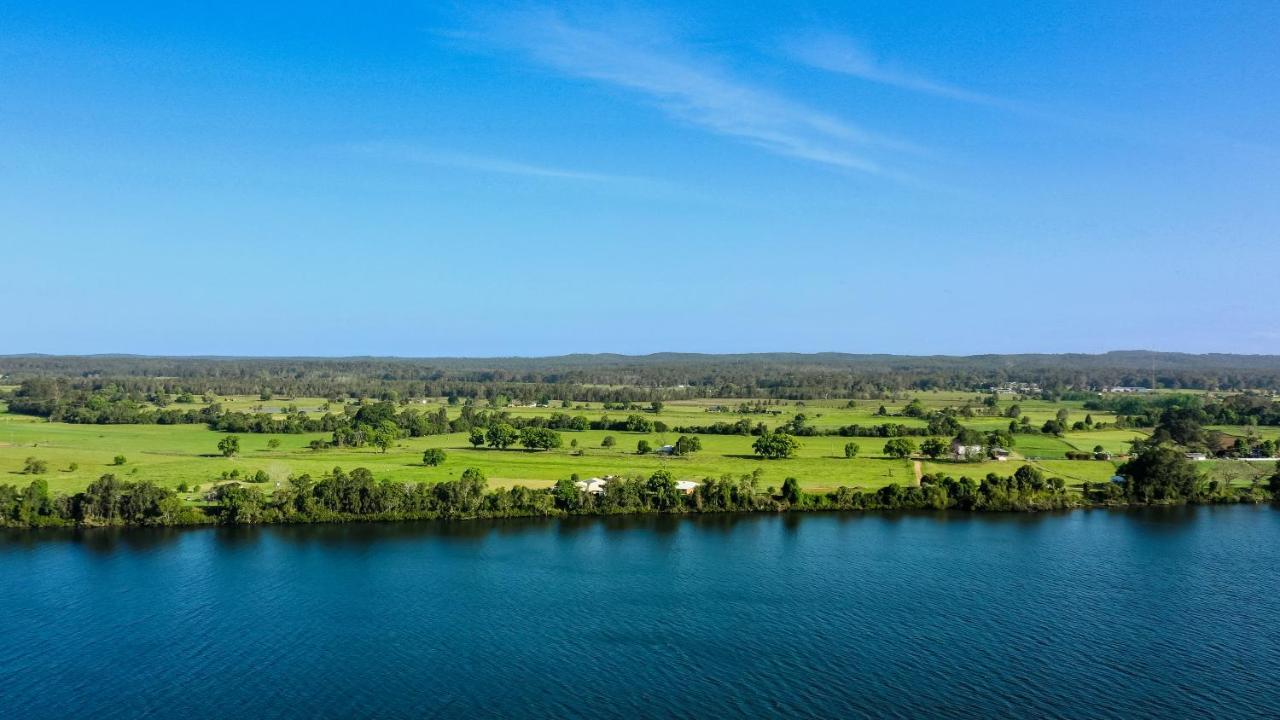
xmin=0 ymin=475 xmax=206 ymax=527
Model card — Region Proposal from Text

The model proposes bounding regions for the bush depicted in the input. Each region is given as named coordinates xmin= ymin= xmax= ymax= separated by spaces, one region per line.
xmin=601 ymin=435 xmax=616 ymax=448
xmin=422 ymin=448 xmax=447 ymax=466
xmin=22 ymin=457 xmax=48 ymax=474
xmin=113 ymin=455 xmax=127 ymax=466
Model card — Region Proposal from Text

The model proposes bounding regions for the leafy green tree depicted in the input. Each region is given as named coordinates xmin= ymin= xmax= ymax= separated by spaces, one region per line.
xmin=218 ymin=435 xmax=241 ymax=457
xmin=486 ymin=423 xmax=519 ymax=450
xmin=468 ymin=428 xmax=486 ymax=448
xmin=422 ymin=448 xmax=447 ymax=466
xmin=650 ymin=400 xmax=664 ymax=414
xmin=601 ymin=435 xmax=616 ymax=448
xmin=780 ymin=477 xmax=802 ymax=505
xmin=753 ymin=432 xmax=799 ymax=459
xmin=371 ymin=426 xmax=397 ymax=453
xmin=636 ymin=439 xmax=651 ymax=454
xmin=920 ymin=438 xmax=949 ymax=459
xmin=883 ymin=438 xmax=917 ymax=458
xmin=902 ymin=399 xmax=927 ymax=417
xmin=673 ymin=435 xmax=702 ymax=456
xmin=519 ymin=427 xmax=562 ymax=450
xmin=267 ymin=438 xmax=281 ymax=450
xmin=1118 ymin=442 xmax=1201 ymax=502
xmin=843 ymin=442 xmax=859 ymax=458
xmin=22 ymin=457 xmax=48 ymax=475
xmin=113 ymin=454 xmax=127 ymax=466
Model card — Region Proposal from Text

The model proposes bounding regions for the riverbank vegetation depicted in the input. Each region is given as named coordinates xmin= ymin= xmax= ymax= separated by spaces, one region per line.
xmin=3 ymin=444 xmax=1275 ymax=529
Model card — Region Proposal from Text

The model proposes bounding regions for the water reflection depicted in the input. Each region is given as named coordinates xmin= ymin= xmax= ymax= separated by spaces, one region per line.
xmin=0 ymin=505 xmax=1228 ymax=555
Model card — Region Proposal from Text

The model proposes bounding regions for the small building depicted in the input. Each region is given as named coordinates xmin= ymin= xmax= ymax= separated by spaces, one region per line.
xmin=675 ymin=480 xmax=701 ymax=495
xmin=1184 ymin=452 xmax=1208 ymax=462
xmin=991 ymin=448 xmax=1011 ymax=461
xmin=655 ymin=444 xmax=675 ymax=455
xmin=951 ymin=441 xmax=983 ymax=460
xmin=574 ymin=477 xmax=610 ymax=495
xmin=1094 ymin=451 xmax=1112 ymax=461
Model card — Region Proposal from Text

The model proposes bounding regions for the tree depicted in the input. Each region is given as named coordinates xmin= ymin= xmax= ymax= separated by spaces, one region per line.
xmin=218 ymin=435 xmax=241 ymax=458
xmin=520 ymin=427 xmax=562 ymax=450
xmin=673 ymin=435 xmax=702 ymax=456
xmin=371 ymin=427 xmax=396 ymax=453
xmin=637 ymin=439 xmax=652 ymax=454
xmin=650 ymin=400 xmax=664 ymax=414
xmin=486 ymin=423 xmax=519 ymax=450
xmin=753 ymin=432 xmax=799 ymax=459
xmin=920 ymin=438 xmax=949 ymax=459
xmin=422 ymin=448 xmax=447 ymax=466
xmin=468 ymin=428 xmax=486 ymax=448
xmin=113 ymin=454 xmax=127 ymax=466
xmin=1005 ymin=404 xmax=1022 ymax=418
xmin=780 ymin=477 xmax=802 ymax=504
xmin=22 ymin=457 xmax=48 ymax=475
xmin=883 ymin=438 xmax=917 ymax=458
xmin=1118 ymin=442 xmax=1201 ymax=502
xmin=843 ymin=442 xmax=859 ymax=458
xmin=601 ymin=435 xmax=616 ymax=448
xmin=267 ymin=438 xmax=281 ymax=450
xmin=1041 ymin=419 xmax=1065 ymax=436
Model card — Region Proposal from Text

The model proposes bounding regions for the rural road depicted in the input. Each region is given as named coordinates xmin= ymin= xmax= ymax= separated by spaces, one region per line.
xmin=913 ymin=460 xmax=923 ymax=486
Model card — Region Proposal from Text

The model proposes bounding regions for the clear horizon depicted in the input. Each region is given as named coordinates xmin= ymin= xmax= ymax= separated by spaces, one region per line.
xmin=4 ymin=2 xmax=1277 ymax=356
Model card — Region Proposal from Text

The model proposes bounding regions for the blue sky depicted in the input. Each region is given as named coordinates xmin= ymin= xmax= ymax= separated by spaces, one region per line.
xmin=3 ymin=1 xmax=1278 ymax=356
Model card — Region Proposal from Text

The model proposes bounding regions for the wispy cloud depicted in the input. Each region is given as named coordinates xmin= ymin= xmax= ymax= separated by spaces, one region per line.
xmin=784 ymin=33 xmax=1018 ymax=111
xmin=346 ymin=142 xmax=646 ymax=184
xmin=469 ymin=9 xmax=917 ymax=175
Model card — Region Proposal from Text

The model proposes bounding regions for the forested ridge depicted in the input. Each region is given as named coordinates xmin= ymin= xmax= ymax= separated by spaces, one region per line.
xmin=5 ymin=351 xmax=1280 ymax=402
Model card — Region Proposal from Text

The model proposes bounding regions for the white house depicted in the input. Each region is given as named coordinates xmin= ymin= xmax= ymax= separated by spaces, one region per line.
xmin=991 ymin=448 xmax=1011 ymax=461
xmin=675 ymin=480 xmax=701 ymax=495
xmin=951 ymin=441 xmax=983 ymax=460
xmin=574 ymin=477 xmax=610 ymax=495
xmin=1184 ymin=452 xmax=1208 ymax=462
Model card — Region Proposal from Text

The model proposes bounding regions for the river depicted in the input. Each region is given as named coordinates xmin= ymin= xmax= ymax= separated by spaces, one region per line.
xmin=2 ymin=506 xmax=1277 ymax=718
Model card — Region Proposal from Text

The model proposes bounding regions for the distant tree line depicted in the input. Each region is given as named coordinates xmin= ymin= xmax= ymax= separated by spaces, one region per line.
xmin=6 ymin=351 xmax=1280 ymax=405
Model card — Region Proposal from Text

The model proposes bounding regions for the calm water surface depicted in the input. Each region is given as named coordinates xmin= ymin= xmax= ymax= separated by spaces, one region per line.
xmin=2 ymin=507 xmax=1278 ymax=719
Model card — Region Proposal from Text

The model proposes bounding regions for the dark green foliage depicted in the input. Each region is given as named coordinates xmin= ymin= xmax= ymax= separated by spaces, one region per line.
xmin=22 ymin=457 xmax=48 ymax=475
xmin=218 ymin=435 xmax=240 ymax=457
xmin=485 ymin=423 xmax=519 ymax=449
xmin=753 ymin=432 xmax=799 ymax=459
xmin=422 ymin=448 xmax=447 ymax=466
xmin=883 ymin=438 xmax=916 ymax=458
xmin=1118 ymin=442 xmax=1202 ymax=503
xmin=672 ymin=435 xmax=701 ymax=456
xmin=519 ymin=427 xmax=562 ymax=450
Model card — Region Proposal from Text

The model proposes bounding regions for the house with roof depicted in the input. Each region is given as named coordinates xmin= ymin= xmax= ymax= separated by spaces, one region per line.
xmin=951 ymin=441 xmax=983 ymax=460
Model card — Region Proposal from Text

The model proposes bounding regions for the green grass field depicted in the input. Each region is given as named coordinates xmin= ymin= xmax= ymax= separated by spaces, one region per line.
xmin=0 ymin=393 xmax=1172 ymax=499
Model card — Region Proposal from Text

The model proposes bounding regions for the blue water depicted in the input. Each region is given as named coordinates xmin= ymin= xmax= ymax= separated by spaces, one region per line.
xmin=2 ymin=507 xmax=1278 ymax=719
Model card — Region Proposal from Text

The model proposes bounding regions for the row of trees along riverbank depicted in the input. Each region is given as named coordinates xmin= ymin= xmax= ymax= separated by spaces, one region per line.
xmin=2 ymin=443 xmax=1277 ymax=529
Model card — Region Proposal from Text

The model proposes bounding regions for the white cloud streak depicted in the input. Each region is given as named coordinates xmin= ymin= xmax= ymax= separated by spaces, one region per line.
xmin=476 ymin=9 xmax=917 ymax=175
xmin=784 ymin=33 xmax=1020 ymax=111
